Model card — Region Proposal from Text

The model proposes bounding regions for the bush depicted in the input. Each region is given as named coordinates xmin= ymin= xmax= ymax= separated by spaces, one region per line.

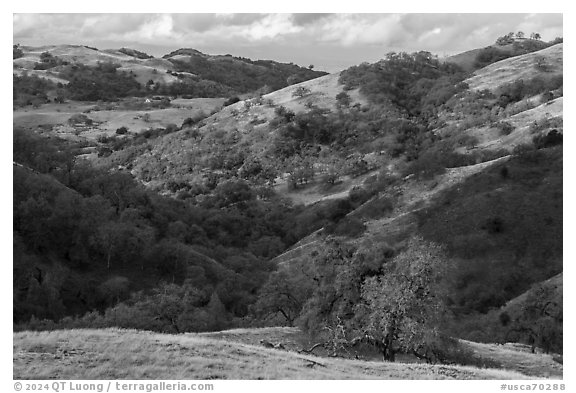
xmin=441 ymin=339 xmax=502 ymax=368
xmin=406 ymin=150 xmax=447 ymax=180
xmin=494 ymin=121 xmax=515 ymax=136
xmin=336 ymin=92 xmax=351 ymax=107
xmin=512 ymin=143 xmax=536 ymax=156
xmin=118 ymin=47 xmax=153 ymax=60
xmin=273 ymin=106 xmax=295 ymax=123
xmin=325 ymin=216 xmax=366 ymax=238
xmin=355 ymin=196 xmax=394 ymax=220
xmin=533 ymin=130 xmax=562 ymax=149
xmin=534 ymin=56 xmax=551 ymax=72
xmin=62 ymin=62 xmax=142 ymax=101
xmin=13 ymin=44 xmax=23 ymax=59
xmin=182 ymin=117 xmax=196 ymax=128
xmin=292 ymin=86 xmax=311 ymax=98
xmin=348 ymin=186 xmax=372 ymax=207
xmin=529 ymin=117 xmax=563 ymax=134
xmin=182 ymin=112 xmax=207 ymax=128
xmin=116 ymin=126 xmax=128 ymax=135
xmin=164 ymin=123 xmax=179 ymax=133
xmin=68 ymin=113 xmax=93 ymax=126
xmin=497 ymin=75 xmax=563 ymax=108
xmin=224 ymin=96 xmax=240 ymax=106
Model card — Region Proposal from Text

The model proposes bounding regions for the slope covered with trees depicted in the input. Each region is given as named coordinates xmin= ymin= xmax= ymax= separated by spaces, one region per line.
xmin=13 ymin=38 xmax=563 ymax=369
xmin=13 ymin=127 xmax=337 ymax=332
xmin=164 ymin=48 xmax=327 ymax=93
xmin=12 ymin=45 xmax=327 ymax=106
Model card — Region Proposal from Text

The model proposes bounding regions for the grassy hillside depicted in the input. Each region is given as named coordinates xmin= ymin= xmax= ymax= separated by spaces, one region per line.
xmin=14 ymin=328 xmax=534 ymax=379
xmin=13 ymin=98 xmax=225 ymax=138
xmin=465 ymin=44 xmax=563 ymax=91
xmin=444 ymin=39 xmax=552 ymax=72
xmin=13 ymin=36 xmax=562 ymax=371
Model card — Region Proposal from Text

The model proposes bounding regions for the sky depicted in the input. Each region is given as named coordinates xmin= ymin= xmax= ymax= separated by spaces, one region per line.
xmin=12 ymin=13 xmax=563 ymax=72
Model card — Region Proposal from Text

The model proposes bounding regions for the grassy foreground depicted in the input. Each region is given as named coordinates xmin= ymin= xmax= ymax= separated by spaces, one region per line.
xmin=14 ymin=328 xmax=533 ymax=380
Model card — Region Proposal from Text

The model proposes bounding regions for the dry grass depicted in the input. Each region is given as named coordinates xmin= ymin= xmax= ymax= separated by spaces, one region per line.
xmin=13 ymin=68 xmax=70 ymax=85
xmin=13 ymin=98 xmax=224 ymax=141
xmin=465 ymin=97 xmax=563 ymax=151
xmin=459 ymin=340 xmax=562 ymax=379
xmin=273 ymin=171 xmax=376 ymax=206
xmin=465 ymin=44 xmax=563 ymax=91
xmin=264 ymin=72 xmax=367 ymax=112
xmin=14 ymin=328 xmax=530 ymax=380
xmin=15 ymin=45 xmax=177 ymax=86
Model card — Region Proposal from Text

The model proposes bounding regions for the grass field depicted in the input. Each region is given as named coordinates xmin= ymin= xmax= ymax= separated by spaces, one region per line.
xmin=465 ymin=43 xmax=563 ymax=91
xmin=459 ymin=340 xmax=562 ymax=379
xmin=13 ymin=328 xmax=537 ymax=380
xmin=13 ymin=98 xmax=225 ymax=141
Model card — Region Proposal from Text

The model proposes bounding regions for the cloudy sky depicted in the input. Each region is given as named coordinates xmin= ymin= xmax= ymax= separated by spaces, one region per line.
xmin=13 ymin=13 xmax=563 ymax=72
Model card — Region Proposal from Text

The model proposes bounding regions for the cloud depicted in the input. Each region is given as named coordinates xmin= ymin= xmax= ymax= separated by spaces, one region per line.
xmin=239 ymin=14 xmax=302 ymax=40
xmin=81 ymin=14 xmax=149 ymax=36
xmin=314 ymin=14 xmax=406 ymax=46
xmin=128 ymin=14 xmax=177 ymax=40
xmin=13 ymin=13 xmax=563 ymax=71
xmin=291 ymin=13 xmax=332 ymax=26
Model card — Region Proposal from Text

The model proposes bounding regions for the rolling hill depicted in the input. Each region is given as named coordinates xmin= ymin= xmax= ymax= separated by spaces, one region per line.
xmin=13 ymin=36 xmax=563 ymax=379
xmin=465 ymin=44 xmax=563 ymax=91
xmin=443 ymin=38 xmax=553 ymax=72
xmin=13 ymin=44 xmax=327 ymax=96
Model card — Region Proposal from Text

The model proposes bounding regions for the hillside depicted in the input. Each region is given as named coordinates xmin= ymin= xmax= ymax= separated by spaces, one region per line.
xmin=501 ymin=273 xmax=562 ymax=315
xmin=249 ymin=43 xmax=562 ymax=356
xmin=465 ymin=44 xmax=563 ymax=91
xmin=444 ymin=39 xmax=552 ymax=72
xmin=101 ymin=71 xmax=374 ymax=196
xmin=13 ymin=44 xmax=327 ymax=102
xmin=13 ymin=35 xmax=562 ymax=376
xmin=14 ymin=328 xmax=533 ymax=379
xmin=163 ymin=47 xmax=328 ymax=92
xmin=12 ymin=98 xmax=225 ymax=142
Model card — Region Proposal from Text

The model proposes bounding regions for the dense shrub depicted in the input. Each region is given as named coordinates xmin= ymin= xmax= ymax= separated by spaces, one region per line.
xmin=68 ymin=113 xmax=93 ymax=126
xmin=13 ymin=74 xmax=54 ymax=107
xmin=15 ymin=128 xmax=340 ymax=327
xmin=533 ymin=130 xmax=562 ymax=149
xmin=340 ymin=51 xmax=466 ymax=116
xmin=474 ymin=47 xmax=513 ymax=69
xmin=118 ymin=47 xmax=153 ymax=59
xmin=62 ymin=62 xmax=142 ymax=101
xmin=416 ymin=147 xmax=562 ymax=315
xmin=529 ymin=117 xmax=563 ymax=134
xmin=164 ymin=50 xmax=327 ymax=94
xmin=13 ymin=44 xmax=23 ymax=59
xmin=494 ymin=121 xmax=515 ymax=136
xmin=474 ymin=39 xmax=550 ymax=69
xmin=336 ymin=91 xmax=351 ymax=107
xmin=34 ymin=52 xmax=67 ymax=70
xmin=496 ymin=75 xmax=563 ymax=108
xmin=354 ymin=196 xmax=394 ymax=220
xmin=325 ymin=216 xmax=366 ymax=237
xmin=406 ymin=149 xmax=447 ymax=179
xmin=224 ymin=96 xmax=241 ymax=106
xmin=292 ymin=86 xmax=311 ymax=98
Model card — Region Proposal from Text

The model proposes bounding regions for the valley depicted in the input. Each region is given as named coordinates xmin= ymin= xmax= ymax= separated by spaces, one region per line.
xmin=13 ymin=32 xmax=563 ymax=380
